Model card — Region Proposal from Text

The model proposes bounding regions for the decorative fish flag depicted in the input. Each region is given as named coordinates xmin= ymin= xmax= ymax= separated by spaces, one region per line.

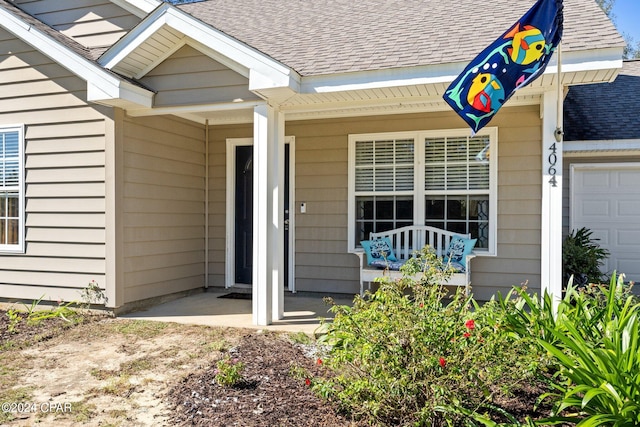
xmin=443 ymin=0 xmax=563 ymax=134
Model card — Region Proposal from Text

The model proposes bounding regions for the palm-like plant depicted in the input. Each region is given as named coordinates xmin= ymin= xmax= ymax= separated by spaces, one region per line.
xmin=562 ymin=227 xmax=610 ymax=286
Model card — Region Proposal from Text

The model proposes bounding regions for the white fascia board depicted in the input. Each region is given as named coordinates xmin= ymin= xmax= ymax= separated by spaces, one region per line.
xmin=126 ymin=99 xmax=265 ymax=117
xmin=87 ymin=80 xmax=153 ymax=107
xmin=302 ymin=62 xmax=462 ymax=94
xmin=110 ymin=0 xmax=161 ymax=18
xmin=303 ymin=47 xmax=624 ymax=94
xmin=99 ymin=4 xmax=174 ymax=70
xmin=564 ymin=139 xmax=640 ymax=153
xmin=100 ymin=5 xmax=300 ymax=92
xmin=0 ymin=6 xmax=153 ymax=107
xmin=544 ymin=47 xmax=623 ymax=78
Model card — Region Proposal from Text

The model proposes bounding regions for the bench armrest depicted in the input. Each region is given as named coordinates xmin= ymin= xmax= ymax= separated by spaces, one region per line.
xmin=352 ymin=249 xmax=366 ymax=267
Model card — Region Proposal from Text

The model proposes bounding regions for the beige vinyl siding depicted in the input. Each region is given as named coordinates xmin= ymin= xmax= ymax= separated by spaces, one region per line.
xmin=0 ymin=31 xmax=109 ymax=302
xmin=483 ymin=106 xmax=543 ymax=299
xmin=283 ymin=107 xmax=543 ymax=297
xmin=11 ymin=0 xmax=141 ymax=51
xmin=122 ymin=115 xmax=206 ymax=303
xmin=140 ymin=45 xmax=260 ymax=108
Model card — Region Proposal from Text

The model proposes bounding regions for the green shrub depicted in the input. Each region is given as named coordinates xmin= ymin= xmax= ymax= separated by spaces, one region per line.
xmin=317 ymin=247 xmax=549 ymax=426
xmin=502 ymin=274 xmax=640 ymax=426
xmin=214 ymin=356 xmax=245 ymax=387
xmin=563 ymin=227 xmax=610 ymax=286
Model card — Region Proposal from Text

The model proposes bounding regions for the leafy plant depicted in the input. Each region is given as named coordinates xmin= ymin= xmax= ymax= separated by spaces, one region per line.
xmin=80 ymin=280 xmax=108 ymax=308
xmin=24 ymin=296 xmax=76 ymax=326
xmin=563 ymin=227 xmax=610 ymax=286
xmin=5 ymin=309 xmax=21 ymax=334
xmin=316 ymin=247 xmax=549 ymax=426
xmin=502 ymin=274 xmax=640 ymax=426
xmin=214 ymin=356 xmax=245 ymax=387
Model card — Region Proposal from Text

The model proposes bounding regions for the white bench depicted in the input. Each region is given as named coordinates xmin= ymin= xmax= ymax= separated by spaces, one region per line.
xmin=353 ymin=225 xmax=475 ymax=296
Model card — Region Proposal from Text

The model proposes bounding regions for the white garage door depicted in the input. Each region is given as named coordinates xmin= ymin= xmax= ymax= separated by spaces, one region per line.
xmin=571 ymin=163 xmax=640 ymax=283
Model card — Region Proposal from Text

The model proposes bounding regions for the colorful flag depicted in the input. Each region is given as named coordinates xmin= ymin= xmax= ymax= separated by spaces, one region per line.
xmin=443 ymin=0 xmax=563 ymax=134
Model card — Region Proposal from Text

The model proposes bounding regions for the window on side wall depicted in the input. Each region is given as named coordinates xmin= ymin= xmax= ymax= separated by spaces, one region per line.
xmin=0 ymin=125 xmax=24 ymax=253
xmin=348 ymin=128 xmax=497 ymax=255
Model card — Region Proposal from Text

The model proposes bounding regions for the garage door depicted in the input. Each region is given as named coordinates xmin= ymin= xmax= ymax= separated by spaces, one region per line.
xmin=571 ymin=163 xmax=640 ymax=283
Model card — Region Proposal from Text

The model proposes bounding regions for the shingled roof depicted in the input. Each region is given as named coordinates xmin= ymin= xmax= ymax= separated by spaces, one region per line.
xmin=0 ymin=0 xmax=625 ymax=78
xmin=176 ymin=0 xmax=625 ymax=76
xmin=0 ymin=0 xmax=98 ymax=60
xmin=564 ymin=60 xmax=640 ymax=141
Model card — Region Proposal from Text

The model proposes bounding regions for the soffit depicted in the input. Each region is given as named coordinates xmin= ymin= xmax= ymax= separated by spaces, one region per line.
xmin=163 ymin=64 xmax=619 ymax=125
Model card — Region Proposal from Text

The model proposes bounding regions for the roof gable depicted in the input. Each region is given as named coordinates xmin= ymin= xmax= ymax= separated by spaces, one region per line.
xmin=140 ymin=44 xmax=260 ymax=108
xmin=0 ymin=0 xmax=153 ymax=108
xmin=99 ymin=3 xmax=300 ymax=98
xmin=6 ymin=0 xmax=160 ymax=58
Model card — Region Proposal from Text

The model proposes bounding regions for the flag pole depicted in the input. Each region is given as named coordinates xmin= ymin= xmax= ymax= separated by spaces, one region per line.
xmin=554 ymin=42 xmax=563 ymax=142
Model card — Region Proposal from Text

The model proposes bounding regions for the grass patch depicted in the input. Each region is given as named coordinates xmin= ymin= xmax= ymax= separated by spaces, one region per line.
xmin=101 ymin=374 xmax=134 ymax=397
xmin=203 ymin=338 xmax=229 ymax=352
xmin=288 ymin=331 xmax=312 ymax=345
xmin=0 ymin=340 xmax=16 ymax=351
xmin=120 ymin=357 xmax=153 ymax=375
xmin=0 ymin=387 xmax=34 ymax=423
xmin=91 ymin=357 xmax=154 ymax=383
xmin=106 ymin=408 xmax=128 ymax=419
xmin=109 ymin=319 xmax=169 ymax=337
xmin=69 ymin=399 xmax=97 ymax=423
xmin=90 ymin=368 xmax=112 ymax=381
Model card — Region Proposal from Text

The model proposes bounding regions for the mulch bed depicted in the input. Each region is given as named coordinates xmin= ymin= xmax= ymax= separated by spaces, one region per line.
xmin=167 ymin=332 xmax=364 ymax=427
xmin=0 ymin=309 xmax=72 ymax=350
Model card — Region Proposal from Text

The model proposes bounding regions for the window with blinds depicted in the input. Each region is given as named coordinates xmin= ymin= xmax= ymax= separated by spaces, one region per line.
xmin=355 ymin=138 xmax=414 ymax=192
xmin=424 ymin=135 xmax=491 ymax=249
xmin=349 ymin=129 xmax=496 ymax=253
xmin=354 ymin=138 xmax=415 ymax=244
xmin=0 ymin=126 xmax=23 ymax=251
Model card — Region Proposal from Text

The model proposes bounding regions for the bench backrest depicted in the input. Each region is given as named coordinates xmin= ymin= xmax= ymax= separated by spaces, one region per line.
xmin=369 ymin=226 xmax=470 ymax=261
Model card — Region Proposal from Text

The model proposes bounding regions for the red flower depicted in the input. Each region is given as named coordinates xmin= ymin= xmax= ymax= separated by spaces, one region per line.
xmin=439 ymin=357 xmax=446 ymax=368
xmin=317 ymin=358 xmax=323 ymax=365
xmin=463 ymin=332 xmax=471 ymax=338
xmin=305 ymin=378 xmax=311 ymax=386
xmin=465 ymin=319 xmax=475 ymax=330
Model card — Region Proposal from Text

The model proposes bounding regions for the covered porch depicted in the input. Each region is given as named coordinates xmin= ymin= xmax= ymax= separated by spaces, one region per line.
xmin=120 ymin=289 xmax=353 ymax=334
xmin=91 ymin=3 xmax=622 ymax=326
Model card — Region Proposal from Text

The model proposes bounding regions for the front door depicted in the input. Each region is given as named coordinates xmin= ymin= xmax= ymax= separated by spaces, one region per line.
xmin=229 ymin=140 xmax=293 ymax=288
xmin=234 ymin=145 xmax=253 ymax=284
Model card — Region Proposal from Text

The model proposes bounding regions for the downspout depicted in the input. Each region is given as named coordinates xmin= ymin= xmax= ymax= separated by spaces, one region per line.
xmin=204 ymin=120 xmax=210 ymax=289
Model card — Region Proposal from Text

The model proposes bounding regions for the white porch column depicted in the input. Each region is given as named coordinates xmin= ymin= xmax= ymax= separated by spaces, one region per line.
xmin=252 ymin=104 xmax=285 ymax=325
xmin=541 ymin=89 xmax=563 ymax=303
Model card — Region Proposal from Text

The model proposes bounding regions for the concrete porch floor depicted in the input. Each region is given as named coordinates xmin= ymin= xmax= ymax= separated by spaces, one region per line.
xmin=120 ymin=288 xmax=356 ymax=335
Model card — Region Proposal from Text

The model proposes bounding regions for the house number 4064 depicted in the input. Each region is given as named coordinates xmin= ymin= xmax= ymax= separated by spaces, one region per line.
xmin=548 ymin=142 xmax=558 ymax=187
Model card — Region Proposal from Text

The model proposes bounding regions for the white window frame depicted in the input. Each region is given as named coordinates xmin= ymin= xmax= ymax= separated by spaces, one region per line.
xmin=0 ymin=124 xmax=25 ymax=253
xmin=348 ymin=127 xmax=498 ymax=256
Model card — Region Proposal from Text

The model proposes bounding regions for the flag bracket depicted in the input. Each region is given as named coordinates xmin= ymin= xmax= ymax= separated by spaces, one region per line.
xmin=554 ymin=127 xmax=563 ymax=143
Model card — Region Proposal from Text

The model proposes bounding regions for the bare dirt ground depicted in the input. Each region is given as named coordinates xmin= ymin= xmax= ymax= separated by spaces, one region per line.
xmin=0 ymin=308 xmax=359 ymax=427
xmin=1 ymin=306 xmax=552 ymax=427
